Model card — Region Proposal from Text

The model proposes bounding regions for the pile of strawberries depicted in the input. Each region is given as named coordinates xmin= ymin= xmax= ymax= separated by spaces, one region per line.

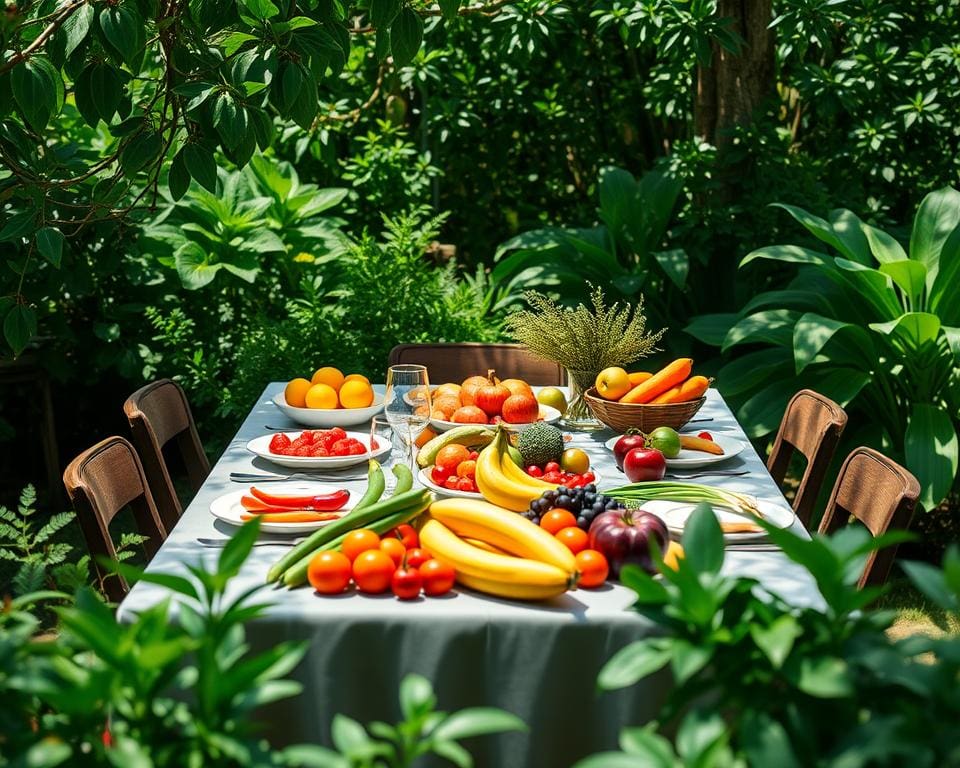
xmin=269 ymin=428 xmax=367 ymax=457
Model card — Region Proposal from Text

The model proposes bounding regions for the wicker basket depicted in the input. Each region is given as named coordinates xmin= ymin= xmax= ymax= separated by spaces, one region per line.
xmin=583 ymin=387 xmax=705 ymax=433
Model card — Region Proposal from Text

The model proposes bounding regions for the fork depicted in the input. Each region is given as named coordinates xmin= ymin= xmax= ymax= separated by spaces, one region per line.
xmin=197 ymin=536 xmax=308 ymax=547
xmin=665 ymin=470 xmax=749 ymax=479
xmin=230 ymin=471 xmax=367 ymax=483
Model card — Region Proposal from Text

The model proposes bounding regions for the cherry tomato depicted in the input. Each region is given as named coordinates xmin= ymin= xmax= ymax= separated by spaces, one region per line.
xmin=420 ymin=559 xmax=455 ymax=596
xmin=556 ymin=526 xmax=589 ymax=554
xmin=468 ymin=451 xmax=479 ymax=460
xmin=581 ymin=471 xmax=596 ymax=483
xmin=526 ymin=465 xmax=544 ymax=477
xmin=431 ymin=465 xmax=451 ymax=485
xmin=341 ymin=529 xmax=381 ymax=561
xmin=698 ymin=431 xmax=713 ymax=441
xmin=390 ymin=524 xmax=419 ymax=549
xmin=405 ymin=548 xmax=432 ymax=568
xmin=307 ymin=551 xmax=352 ymax=594
xmin=575 ymin=549 xmax=609 ymax=588
xmin=352 ymin=550 xmax=395 ymax=594
xmin=544 ymin=461 xmax=561 ymax=474
xmin=380 ymin=537 xmax=406 ymax=567
xmin=540 ymin=509 xmax=577 ymax=535
xmin=457 ymin=477 xmax=476 ymax=492
xmin=542 ymin=470 xmax=562 ymax=484
xmin=391 ymin=566 xmax=423 ymax=600
xmin=444 ymin=476 xmax=460 ymax=490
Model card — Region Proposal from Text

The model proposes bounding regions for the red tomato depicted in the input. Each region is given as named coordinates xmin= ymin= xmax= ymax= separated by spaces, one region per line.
xmin=542 ymin=471 xmax=562 ymax=484
xmin=526 ymin=465 xmax=543 ymax=477
xmin=444 ymin=476 xmax=460 ymax=490
xmin=581 ymin=471 xmax=596 ymax=484
xmin=540 ymin=509 xmax=577 ymax=535
xmin=456 ymin=477 xmax=476 ymax=492
xmin=405 ymin=548 xmax=432 ymax=568
xmin=575 ymin=549 xmax=609 ymax=588
xmin=390 ymin=524 xmax=419 ymax=549
xmin=307 ymin=551 xmax=352 ymax=594
xmin=420 ymin=559 xmax=455 ymax=596
xmin=698 ymin=431 xmax=714 ymax=441
xmin=391 ymin=566 xmax=423 ymax=600
xmin=468 ymin=451 xmax=479 ymax=460
xmin=431 ymin=465 xmax=451 ymax=485
xmin=544 ymin=461 xmax=561 ymax=474
xmin=352 ymin=550 xmax=395 ymax=594
xmin=556 ymin=526 xmax=589 ymax=554
xmin=380 ymin=537 xmax=406 ymax=567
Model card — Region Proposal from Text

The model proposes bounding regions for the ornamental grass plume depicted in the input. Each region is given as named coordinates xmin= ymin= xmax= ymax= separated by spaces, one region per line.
xmin=506 ymin=286 xmax=665 ymax=371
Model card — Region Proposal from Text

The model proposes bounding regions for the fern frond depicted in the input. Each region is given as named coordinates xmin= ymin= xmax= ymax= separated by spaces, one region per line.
xmin=34 ymin=513 xmax=76 ymax=545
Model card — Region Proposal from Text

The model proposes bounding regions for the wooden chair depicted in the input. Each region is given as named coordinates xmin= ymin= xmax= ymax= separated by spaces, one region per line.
xmin=818 ymin=447 xmax=920 ymax=588
xmin=388 ymin=343 xmax=565 ymax=386
xmin=62 ymin=436 xmax=167 ymax=602
xmin=767 ymin=389 xmax=848 ymax=529
xmin=124 ymin=379 xmax=210 ymax=533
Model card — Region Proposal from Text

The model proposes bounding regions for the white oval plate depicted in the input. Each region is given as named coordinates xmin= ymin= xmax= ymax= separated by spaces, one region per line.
xmin=272 ymin=392 xmax=384 ymax=428
xmin=430 ymin=404 xmax=561 ymax=434
xmin=418 ymin=465 xmax=603 ymax=499
xmin=246 ymin=430 xmax=391 ymax=469
xmin=210 ymin=483 xmax=354 ymax=533
xmin=641 ymin=498 xmax=794 ymax=542
xmin=603 ymin=434 xmax=745 ymax=469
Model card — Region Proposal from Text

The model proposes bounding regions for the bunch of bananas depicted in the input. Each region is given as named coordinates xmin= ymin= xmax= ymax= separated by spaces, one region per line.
xmin=419 ymin=498 xmax=578 ymax=601
xmin=475 ymin=429 xmax=557 ymax=511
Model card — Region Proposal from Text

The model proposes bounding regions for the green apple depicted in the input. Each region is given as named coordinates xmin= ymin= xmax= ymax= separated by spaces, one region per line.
xmin=537 ymin=387 xmax=568 ymax=415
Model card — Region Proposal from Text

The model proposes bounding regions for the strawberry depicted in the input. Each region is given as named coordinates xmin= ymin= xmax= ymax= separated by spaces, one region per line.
xmin=269 ymin=433 xmax=292 ymax=453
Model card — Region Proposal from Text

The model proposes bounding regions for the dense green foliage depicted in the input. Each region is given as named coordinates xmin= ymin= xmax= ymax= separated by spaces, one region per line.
xmin=577 ymin=505 xmax=960 ymax=768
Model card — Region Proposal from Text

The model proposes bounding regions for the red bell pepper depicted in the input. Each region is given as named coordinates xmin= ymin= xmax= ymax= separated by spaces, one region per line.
xmin=247 ymin=486 xmax=350 ymax=511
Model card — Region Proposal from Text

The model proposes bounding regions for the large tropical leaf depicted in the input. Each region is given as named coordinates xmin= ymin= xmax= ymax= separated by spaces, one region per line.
xmin=879 ymin=260 xmax=927 ymax=310
xmin=833 ymin=259 xmax=902 ymax=319
xmin=929 ymin=224 xmax=960 ymax=324
xmin=684 ymin=313 xmax=739 ymax=346
xmin=905 ymin=403 xmax=959 ymax=511
xmin=717 ymin=347 xmax=793 ymax=398
xmin=909 ymin=186 xmax=960 ymax=292
xmin=722 ymin=310 xmax=800 ymax=352
xmin=741 ymin=245 xmax=834 ymax=269
xmin=862 ymin=222 xmax=907 ymax=264
xmin=868 ymin=313 xmax=942 ymax=352
xmin=828 ymin=208 xmax=871 ymax=265
xmin=771 ymin=203 xmax=848 ymax=256
xmin=792 ymin=313 xmax=876 ymax=373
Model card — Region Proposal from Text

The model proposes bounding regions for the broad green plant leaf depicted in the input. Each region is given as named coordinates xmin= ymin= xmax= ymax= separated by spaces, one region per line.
xmin=0 ymin=210 xmax=36 ymax=242
xmin=740 ymin=245 xmax=833 ymax=268
xmin=653 ymin=249 xmax=688 ymax=289
xmin=880 ymin=260 xmax=926 ymax=309
xmin=793 ymin=312 xmax=875 ymax=373
xmin=905 ymin=403 xmax=958 ymax=510
xmin=834 ymin=258 xmax=901 ymax=319
xmin=717 ymin=347 xmax=793 ymax=397
xmin=795 ymin=655 xmax=852 ymax=697
xmin=431 ymin=708 xmax=527 ymax=741
xmin=869 ymin=312 xmax=942 ymax=351
xmin=399 ymin=674 xmax=435 ymax=720
xmin=74 ymin=62 xmax=123 ymax=125
xmin=597 ymin=638 xmax=672 ymax=690
xmin=63 ymin=3 xmax=95 ymax=58
xmin=741 ymin=711 xmax=802 ymax=768
xmin=862 ymin=222 xmax=907 ymax=264
xmin=749 ymin=614 xmax=801 ymax=669
xmin=99 ymin=5 xmax=146 ymax=68
xmin=4 ymin=304 xmax=37 ymax=355
xmin=330 ymin=714 xmax=371 ymax=753
xmin=930 ymin=225 xmax=960 ymax=323
xmin=828 ymin=208 xmax=871 ymax=264
xmin=722 ymin=309 xmax=799 ymax=352
xmin=438 ymin=0 xmax=461 ymax=19
xmin=219 ymin=517 xmax=261 ymax=578
xmin=11 ymin=56 xmax=61 ymax=132
xmin=680 ymin=502 xmax=723 ymax=574
xmin=168 ymin=148 xmax=191 ymax=201
xmin=120 ymin=130 xmax=161 ymax=175
xmin=771 ymin=202 xmax=855 ymax=259
xmin=175 ymin=242 xmax=221 ymax=289
xmin=370 ymin=0 xmax=401 ymax=27
xmin=910 ymin=186 xmax=960 ymax=291
xmin=390 ymin=6 xmax=423 ymax=66
xmin=901 ymin=559 xmax=960 ymax=612
xmin=35 ymin=226 xmax=64 ymax=267
xmin=183 ymin=144 xmax=218 ymax=193
xmin=684 ymin=313 xmax=739 ymax=346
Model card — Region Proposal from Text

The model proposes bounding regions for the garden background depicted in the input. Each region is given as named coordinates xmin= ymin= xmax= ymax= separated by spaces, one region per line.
xmin=1 ymin=0 xmax=958 ymax=559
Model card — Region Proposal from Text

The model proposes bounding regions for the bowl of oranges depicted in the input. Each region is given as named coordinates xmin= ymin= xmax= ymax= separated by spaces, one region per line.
xmin=273 ymin=367 xmax=384 ymax=427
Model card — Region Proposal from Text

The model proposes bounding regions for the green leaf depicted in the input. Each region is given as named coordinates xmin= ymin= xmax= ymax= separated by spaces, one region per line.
xmin=771 ymin=202 xmax=846 ymax=254
xmin=0 ymin=210 xmax=36 ymax=242
xmin=572 ymin=754 xmax=656 ymax=768
xmin=431 ymin=741 xmax=472 ymax=768
xmin=681 ymin=502 xmax=723 ymax=575
xmin=796 ymin=655 xmax=852 ymax=697
xmin=676 ymin=710 xmax=727 ymax=764
xmin=218 ymin=518 xmax=260 ymax=578
xmin=175 ymin=242 xmax=221 ymax=289
xmin=330 ymin=714 xmax=371 ymax=754
xmin=370 ymin=0 xmax=401 ymax=27
xmin=433 ymin=708 xmax=526 ymax=742
xmin=390 ymin=6 xmax=423 ymax=66
xmin=880 ymin=259 xmax=926 ymax=307
xmin=834 ymin=258 xmax=901 ymax=319
xmin=439 ymin=0 xmax=460 ymax=19
xmin=741 ymin=712 xmax=802 ymax=768
xmin=11 ymin=56 xmax=60 ymax=132
xmin=669 ymin=639 xmax=712 ymax=684
xmin=168 ymin=147 xmax=190 ymax=201
xmin=717 ymin=347 xmax=793 ymax=397
xmin=35 ymin=226 xmax=64 ymax=267
xmin=399 ymin=673 xmax=435 ymax=720
xmin=792 ymin=312 xmax=874 ymax=373
xmin=652 ymin=248 xmax=688 ymax=289
xmin=862 ymin=222 xmax=908 ymax=264
xmin=750 ymin=614 xmax=801 ymax=669
xmin=828 ymin=208 xmax=871 ymax=264
xmin=4 ymin=304 xmax=36 ymax=355
xmin=213 ymin=93 xmax=248 ymax=150
xmin=63 ymin=4 xmax=95 ymax=58
xmin=618 ymin=725 xmax=675 ymax=764
xmin=281 ymin=62 xmax=304 ymax=113
xmin=279 ymin=746 xmax=349 ymax=768
xmin=722 ymin=309 xmax=799 ymax=352
xmin=99 ymin=5 xmax=145 ymax=67
xmin=21 ymin=738 xmax=72 ymax=767
xmin=740 ymin=244 xmax=833 ymax=268
xmin=289 ymin=70 xmax=318 ymax=130
xmin=222 ymin=32 xmax=259 ymax=56
xmin=901 ymin=559 xmax=959 ymax=612
xmin=105 ymin=560 xmax=200 ymax=601
xmin=120 ymin=130 xmax=162 ymax=175
xmin=597 ymin=638 xmax=672 ymax=690
xmin=905 ymin=403 xmax=958 ymax=511
xmin=910 ymin=186 xmax=960 ymax=291
xmin=869 ymin=312 xmax=942 ymax=350
xmin=91 ymin=63 xmax=123 ymax=123
xmin=930 ymin=224 xmax=960 ymax=323
xmin=242 ymin=0 xmax=279 ymax=19
xmin=184 ymin=144 xmax=218 ymax=193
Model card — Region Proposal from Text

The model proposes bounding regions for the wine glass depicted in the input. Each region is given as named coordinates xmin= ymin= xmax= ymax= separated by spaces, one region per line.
xmin=369 ymin=416 xmax=396 ymax=465
xmin=384 ymin=364 xmax=431 ymax=470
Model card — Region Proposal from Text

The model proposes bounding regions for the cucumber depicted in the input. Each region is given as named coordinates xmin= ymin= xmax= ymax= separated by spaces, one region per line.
xmin=354 ymin=460 xmax=386 ymax=512
xmin=392 ymin=463 xmax=414 ymax=494
xmin=266 ymin=488 xmax=431 ymax=583
xmin=281 ymin=500 xmax=431 ymax=587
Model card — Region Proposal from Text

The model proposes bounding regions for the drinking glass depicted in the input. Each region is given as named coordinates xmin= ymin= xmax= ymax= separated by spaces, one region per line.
xmin=369 ymin=417 xmax=396 ymax=460
xmin=384 ymin=364 xmax=431 ymax=470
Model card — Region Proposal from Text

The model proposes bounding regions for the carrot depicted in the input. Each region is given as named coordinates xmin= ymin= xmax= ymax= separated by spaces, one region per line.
xmin=240 ymin=511 xmax=343 ymax=523
xmin=627 ymin=371 xmax=652 ymax=386
xmin=650 ymin=375 xmax=710 ymax=405
xmin=720 ymin=522 xmax=762 ymax=534
xmin=679 ymin=435 xmax=724 ymax=455
xmin=619 ymin=359 xmax=693 ymax=404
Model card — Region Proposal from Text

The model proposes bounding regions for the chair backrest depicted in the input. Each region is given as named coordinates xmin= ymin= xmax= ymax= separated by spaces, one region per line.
xmin=387 ymin=343 xmax=565 ymax=386
xmin=818 ymin=447 xmax=920 ymax=588
xmin=124 ymin=379 xmax=210 ymax=532
xmin=767 ymin=389 xmax=848 ymax=528
xmin=62 ymin=436 xmax=167 ymax=602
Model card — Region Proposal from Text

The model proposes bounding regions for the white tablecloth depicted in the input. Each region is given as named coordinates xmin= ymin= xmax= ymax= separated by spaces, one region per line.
xmin=119 ymin=384 xmax=821 ymax=766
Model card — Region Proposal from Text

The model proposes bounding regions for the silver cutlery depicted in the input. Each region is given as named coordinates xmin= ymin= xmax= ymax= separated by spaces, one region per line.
xmin=686 ymin=417 xmax=714 ymax=423
xmin=197 ymin=537 xmax=307 ymax=547
xmin=264 ymin=425 xmax=299 ymax=431
xmin=230 ymin=472 xmax=366 ymax=483
xmin=665 ymin=470 xmax=749 ymax=479
xmin=724 ymin=544 xmax=781 ymax=552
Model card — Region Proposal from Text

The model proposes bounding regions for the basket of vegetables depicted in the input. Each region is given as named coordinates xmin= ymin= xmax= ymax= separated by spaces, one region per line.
xmin=584 ymin=358 xmax=708 ymax=433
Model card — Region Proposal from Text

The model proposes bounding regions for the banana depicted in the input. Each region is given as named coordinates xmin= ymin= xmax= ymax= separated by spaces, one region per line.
xmin=416 ymin=425 xmax=495 ymax=468
xmin=455 ymin=571 xmax=570 ymax=601
xmin=419 ymin=518 xmax=573 ymax=599
xmin=429 ymin=498 xmax=576 ymax=574
xmin=475 ymin=429 xmax=557 ymax=511
xmin=463 ymin=537 xmax=512 ymax=556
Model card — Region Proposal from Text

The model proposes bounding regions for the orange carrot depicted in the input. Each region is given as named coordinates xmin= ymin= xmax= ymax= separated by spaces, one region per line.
xmin=240 ymin=511 xmax=342 ymax=523
xmin=627 ymin=371 xmax=652 ymax=386
xmin=619 ymin=359 xmax=693 ymax=404
xmin=650 ymin=375 xmax=710 ymax=405
xmin=679 ymin=435 xmax=724 ymax=455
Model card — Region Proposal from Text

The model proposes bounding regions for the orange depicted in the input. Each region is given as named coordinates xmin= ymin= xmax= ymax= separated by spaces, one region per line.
xmin=436 ymin=444 xmax=470 ymax=473
xmin=307 ymin=551 xmax=352 ymax=594
xmin=305 ymin=383 xmax=338 ymax=409
xmin=342 ymin=529 xmax=381 ymax=561
xmin=380 ymin=537 xmax=406 ymax=567
xmin=339 ymin=379 xmax=374 ymax=409
xmin=575 ymin=549 xmax=609 ymax=588
xmin=433 ymin=395 xmax=461 ymax=419
xmin=284 ymin=378 xmax=313 ymax=408
xmin=435 ymin=383 xmax=462 ymax=400
xmin=539 ymin=509 xmax=577 ymax=535
xmin=556 ymin=526 xmax=589 ymax=554
xmin=352 ymin=550 xmax=395 ymax=594
xmin=456 ymin=460 xmax=476 ymax=478
xmin=311 ymin=366 xmax=345 ymax=391
xmin=344 ymin=373 xmax=370 ymax=386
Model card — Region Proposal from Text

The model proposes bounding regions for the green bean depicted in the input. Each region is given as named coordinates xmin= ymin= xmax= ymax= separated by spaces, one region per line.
xmin=354 ymin=460 xmax=386 ymax=512
xmin=391 ymin=463 xmax=414 ymax=495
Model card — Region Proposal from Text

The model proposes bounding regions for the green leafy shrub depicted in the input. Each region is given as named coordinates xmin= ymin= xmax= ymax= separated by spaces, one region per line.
xmin=687 ymin=188 xmax=960 ymax=510
xmin=576 ymin=505 xmax=960 ymax=768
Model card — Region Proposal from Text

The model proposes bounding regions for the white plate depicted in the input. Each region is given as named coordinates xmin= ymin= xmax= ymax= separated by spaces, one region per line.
xmin=418 ymin=465 xmax=603 ymax=499
xmin=641 ymin=498 xmax=794 ymax=542
xmin=272 ymin=392 xmax=384 ymax=427
xmin=210 ymin=483 xmax=354 ymax=533
xmin=604 ymin=433 xmax=745 ymax=469
xmin=246 ymin=430 xmax=390 ymax=469
xmin=430 ymin=404 xmax=562 ymax=434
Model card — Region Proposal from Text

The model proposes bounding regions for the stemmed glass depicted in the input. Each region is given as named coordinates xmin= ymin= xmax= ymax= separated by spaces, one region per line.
xmin=384 ymin=364 xmax=431 ymax=471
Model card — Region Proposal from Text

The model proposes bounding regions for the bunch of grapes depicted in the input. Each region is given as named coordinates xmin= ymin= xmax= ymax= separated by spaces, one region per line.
xmin=521 ymin=485 xmax=626 ymax=531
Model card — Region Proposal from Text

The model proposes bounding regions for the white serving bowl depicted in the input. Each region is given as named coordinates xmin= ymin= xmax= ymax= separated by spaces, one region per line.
xmin=272 ymin=392 xmax=384 ymax=427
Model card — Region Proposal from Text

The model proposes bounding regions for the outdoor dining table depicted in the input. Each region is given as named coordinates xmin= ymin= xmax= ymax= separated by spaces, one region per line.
xmin=118 ymin=382 xmax=824 ymax=767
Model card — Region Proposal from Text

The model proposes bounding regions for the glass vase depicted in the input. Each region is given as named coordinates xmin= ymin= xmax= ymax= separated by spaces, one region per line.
xmin=560 ymin=368 xmax=605 ymax=431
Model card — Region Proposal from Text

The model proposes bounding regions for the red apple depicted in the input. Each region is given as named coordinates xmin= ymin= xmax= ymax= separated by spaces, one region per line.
xmin=612 ymin=433 xmax=647 ymax=470
xmin=501 ymin=394 xmax=539 ymax=423
xmin=588 ymin=509 xmax=669 ymax=577
xmin=623 ymin=447 xmax=666 ymax=482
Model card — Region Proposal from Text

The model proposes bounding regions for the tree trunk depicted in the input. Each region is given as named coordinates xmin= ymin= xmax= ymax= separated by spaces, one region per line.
xmin=694 ymin=0 xmax=775 ymax=148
